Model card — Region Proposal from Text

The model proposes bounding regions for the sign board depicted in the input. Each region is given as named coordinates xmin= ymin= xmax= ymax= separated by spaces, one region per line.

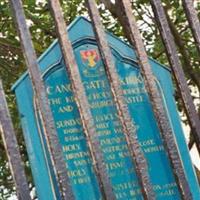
xmin=12 ymin=17 xmax=200 ymax=200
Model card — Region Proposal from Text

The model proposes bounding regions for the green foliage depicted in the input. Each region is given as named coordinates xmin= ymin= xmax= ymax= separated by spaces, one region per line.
xmin=0 ymin=0 xmax=200 ymax=198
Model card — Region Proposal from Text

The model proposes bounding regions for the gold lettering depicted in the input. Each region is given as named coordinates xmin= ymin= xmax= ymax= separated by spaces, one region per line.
xmin=106 ymin=161 xmax=124 ymax=170
xmin=113 ymin=181 xmax=138 ymax=191
xmin=83 ymin=80 xmax=106 ymax=90
xmin=65 ymin=96 xmax=75 ymax=103
xmin=64 ymin=136 xmax=84 ymax=142
xmin=114 ymin=127 xmax=122 ymax=133
xmin=46 ymin=86 xmax=53 ymax=95
xmin=63 ymin=127 xmax=82 ymax=134
xmin=97 ymin=129 xmax=111 ymax=136
xmin=67 ymin=169 xmax=86 ymax=178
xmin=125 ymin=96 xmax=144 ymax=104
xmin=102 ymin=145 xmax=128 ymax=153
xmin=73 ymin=177 xmax=91 ymax=185
xmin=62 ymin=144 xmax=80 ymax=152
xmin=115 ymin=192 xmax=127 ymax=199
xmin=55 ymin=84 xmax=71 ymax=93
xmin=159 ymin=189 xmax=176 ymax=197
xmin=66 ymin=152 xmax=89 ymax=160
xmin=121 ymin=75 xmax=143 ymax=86
xmin=100 ymin=137 xmax=124 ymax=146
xmin=118 ymin=151 xmax=130 ymax=158
xmin=96 ymin=122 xmax=109 ymax=129
xmin=56 ymin=118 xmax=81 ymax=129
xmin=139 ymin=139 xmax=155 ymax=147
xmin=89 ymin=100 xmax=113 ymax=109
xmin=49 ymin=97 xmax=61 ymax=105
xmin=143 ymin=145 xmax=164 ymax=153
xmin=73 ymin=158 xmax=91 ymax=167
xmin=94 ymin=113 xmax=117 ymax=123
xmin=88 ymin=91 xmax=111 ymax=101
xmin=105 ymin=154 xmax=116 ymax=160
xmin=58 ymin=105 xmax=73 ymax=113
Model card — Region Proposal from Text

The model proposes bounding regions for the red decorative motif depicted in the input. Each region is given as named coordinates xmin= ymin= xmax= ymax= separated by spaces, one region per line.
xmin=80 ymin=49 xmax=100 ymax=67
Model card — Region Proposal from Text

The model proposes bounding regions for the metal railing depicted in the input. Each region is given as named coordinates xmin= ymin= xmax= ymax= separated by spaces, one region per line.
xmin=0 ymin=80 xmax=31 ymax=200
xmin=0 ymin=0 xmax=200 ymax=199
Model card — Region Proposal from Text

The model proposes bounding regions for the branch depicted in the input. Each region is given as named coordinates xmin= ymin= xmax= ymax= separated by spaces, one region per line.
xmin=163 ymin=7 xmax=200 ymax=153
xmin=194 ymin=165 xmax=200 ymax=184
xmin=0 ymin=38 xmax=21 ymax=51
xmin=163 ymin=6 xmax=200 ymax=91
xmin=99 ymin=0 xmax=116 ymax=15
xmin=0 ymin=58 xmax=19 ymax=78
xmin=99 ymin=0 xmax=133 ymax=42
xmin=25 ymin=10 xmax=56 ymax=38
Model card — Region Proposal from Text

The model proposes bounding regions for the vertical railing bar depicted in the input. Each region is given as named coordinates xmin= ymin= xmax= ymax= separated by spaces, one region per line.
xmin=86 ymin=0 xmax=155 ymax=199
xmin=182 ymin=0 xmax=200 ymax=55
xmin=47 ymin=1 xmax=116 ymax=199
xmin=9 ymin=1 xmax=74 ymax=199
xmin=150 ymin=0 xmax=200 ymax=172
xmin=0 ymin=80 xmax=31 ymax=200
xmin=181 ymin=0 xmax=200 ymax=149
xmin=117 ymin=0 xmax=193 ymax=199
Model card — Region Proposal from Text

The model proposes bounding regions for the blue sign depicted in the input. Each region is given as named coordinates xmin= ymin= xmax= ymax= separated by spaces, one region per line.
xmin=12 ymin=17 xmax=200 ymax=200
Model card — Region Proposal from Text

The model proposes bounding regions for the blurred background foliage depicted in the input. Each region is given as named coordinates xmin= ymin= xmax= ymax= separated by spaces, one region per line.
xmin=0 ymin=0 xmax=200 ymax=199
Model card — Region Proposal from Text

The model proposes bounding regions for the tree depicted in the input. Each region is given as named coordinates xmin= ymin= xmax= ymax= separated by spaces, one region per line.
xmin=0 ymin=0 xmax=199 ymax=199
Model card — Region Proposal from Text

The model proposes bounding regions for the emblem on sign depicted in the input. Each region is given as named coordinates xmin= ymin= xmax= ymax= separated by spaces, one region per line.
xmin=80 ymin=49 xmax=100 ymax=67
xmin=80 ymin=49 xmax=104 ymax=77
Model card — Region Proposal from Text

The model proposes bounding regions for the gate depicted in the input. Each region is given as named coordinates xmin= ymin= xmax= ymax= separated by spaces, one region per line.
xmin=0 ymin=0 xmax=200 ymax=199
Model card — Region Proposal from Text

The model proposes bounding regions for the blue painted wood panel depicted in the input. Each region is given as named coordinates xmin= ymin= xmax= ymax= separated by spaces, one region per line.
xmin=12 ymin=17 xmax=200 ymax=200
